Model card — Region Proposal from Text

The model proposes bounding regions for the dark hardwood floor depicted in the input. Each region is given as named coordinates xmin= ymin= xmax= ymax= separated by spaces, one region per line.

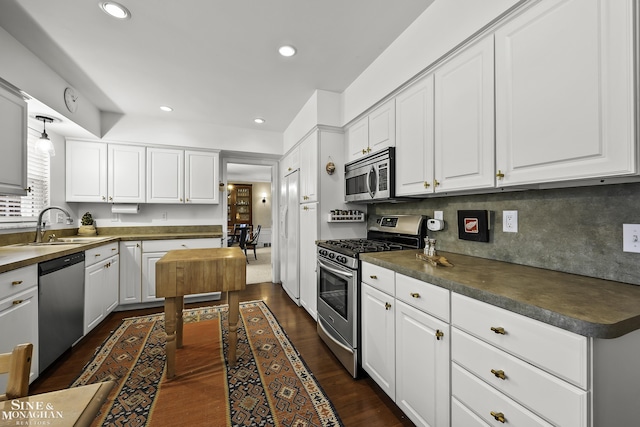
xmin=30 ymin=282 xmax=414 ymax=427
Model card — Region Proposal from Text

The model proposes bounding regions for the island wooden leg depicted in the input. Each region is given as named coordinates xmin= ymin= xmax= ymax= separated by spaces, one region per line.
xmin=227 ymin=291 xmax=240 ymax=365
xmin=165 ymin=296 xmax=177 ymax=379
xmin=176 ymin=296 xmax=184 ymax=349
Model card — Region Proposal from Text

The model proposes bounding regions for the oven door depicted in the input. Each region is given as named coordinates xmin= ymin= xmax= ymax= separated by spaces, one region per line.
xmin=345 ymin=162 xmax=376 ymax=202
xmin=317 ymin=257 xmax=357 ymax=345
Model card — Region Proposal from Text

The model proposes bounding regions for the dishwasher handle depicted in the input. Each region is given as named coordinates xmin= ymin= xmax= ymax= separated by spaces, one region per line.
xmin=39 ymin=252 xmax=85 ymax=276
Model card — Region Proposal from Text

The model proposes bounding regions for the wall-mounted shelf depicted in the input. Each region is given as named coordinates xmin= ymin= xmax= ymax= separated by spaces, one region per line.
xmin=327 ymin=212 xmax=365 ymax=223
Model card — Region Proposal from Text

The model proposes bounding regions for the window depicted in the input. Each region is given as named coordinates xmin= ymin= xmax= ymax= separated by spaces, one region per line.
xmin=0 ymin=129 xmax=50 ymax=225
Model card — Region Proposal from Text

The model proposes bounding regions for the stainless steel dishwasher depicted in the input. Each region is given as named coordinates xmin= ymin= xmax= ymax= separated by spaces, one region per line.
xmin=38 ymin=252 xmax=85 ymax=373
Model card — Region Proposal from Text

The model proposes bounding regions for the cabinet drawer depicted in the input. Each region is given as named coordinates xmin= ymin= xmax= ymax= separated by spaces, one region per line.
xmin=452 ymin=363 xmax=553 ymax=427
xmin=451 ymin=397 xmax=491 ymax=427
xmin=452 ymin=293 xmax=588 ymax=388
xmin=361 ymin=262 xmax=395 ymax=295
xmin=0 ymin=265 xmax=37 ymax=300
xmin=452 ymin=328 xmax=588 ymax=427
xmin=396 ymin=273 xmax=449 ymax=322
xmin=142 ymin=238 xmax=218 ymax=252
xmin=85 ymin=242 xmax=119 ymax=267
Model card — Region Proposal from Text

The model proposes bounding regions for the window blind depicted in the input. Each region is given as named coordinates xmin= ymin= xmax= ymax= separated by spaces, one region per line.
xmin=0 ymin=128 xmax=50 ymax=223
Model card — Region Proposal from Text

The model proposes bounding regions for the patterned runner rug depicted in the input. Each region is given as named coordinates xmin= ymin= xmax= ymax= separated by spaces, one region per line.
xmin=71 ymin=300 xmax=343 ymax=427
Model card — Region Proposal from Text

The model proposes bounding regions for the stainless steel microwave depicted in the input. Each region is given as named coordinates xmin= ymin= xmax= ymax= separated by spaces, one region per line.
xmin=345 ymin=147 xmax=395 ymax=202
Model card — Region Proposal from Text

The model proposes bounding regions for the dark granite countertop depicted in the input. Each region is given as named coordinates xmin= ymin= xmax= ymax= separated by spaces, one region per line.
xmin=0 ymin=229 xmax=223 ymax=274
xmin=359 ymin=250 xmax=640 ymax=339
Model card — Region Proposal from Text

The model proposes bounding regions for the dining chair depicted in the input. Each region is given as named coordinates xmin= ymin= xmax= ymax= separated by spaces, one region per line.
xmin=243 ymin=225 xmax=262 ymax=260
xmin=238 ymin=227 xmax=250 ymax=263
xmin=0 ymin=343 xmax=33 ymax=401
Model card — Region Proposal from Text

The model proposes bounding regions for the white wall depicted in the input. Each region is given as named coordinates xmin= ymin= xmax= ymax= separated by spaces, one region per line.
xmin=341 ymin=0 xmax=521 ymax=125
xmin=283 ymin=90 xmax=342 ymax=151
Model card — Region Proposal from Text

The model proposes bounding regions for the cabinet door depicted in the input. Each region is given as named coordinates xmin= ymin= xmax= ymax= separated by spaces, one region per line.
xmin=299 ymin=203 xmax=318 ymax=320
xmin=142 ymin=252 xmax=165 ymax=303
xmin=396 ymin=300 xmax=450 ymax=427
xmin=185 ymin=150 xmax=219 ymax=204
xmin=395 ymin=74 xmax=435 ymax=196
xmin=147 ymin=147 xmax=184 ymax=203
xmin=66 ymin=140 xmax=108 ymax=202
xmin=361 ymin=283 xmax=395 ymax=399
xmin=346 ymin=116 xmax=369 ymax=162
xmin=280 ymin=147 xmax=300 ymax=179
xmin=495 ymin=0 xmax=635 ymax=186
xmin=435 ymin=35 xmax=495 ymax=193
xmin=108 ymin=144 xmax=145 ymax=203
xmin=104 ymin=255 xmax=119 ymax=314
xmin=0 ymin=86 xmax=27 ymax=196
xmin=369 ymin=99 xmax=396 ymax=153
xmin=0 ymin=287 xmax=39 ymax=389
xmin=299 ymin=132 xmax=318 ymax=203
xmin=84 ymin=261 xmax=105 ymax=334
xmin=119 ymin=241 xmax=142 ymax=304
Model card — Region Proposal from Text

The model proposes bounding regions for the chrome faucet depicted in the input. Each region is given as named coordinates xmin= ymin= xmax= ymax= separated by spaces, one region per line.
xmin=35 ymin=206 xmax=74 ymax=243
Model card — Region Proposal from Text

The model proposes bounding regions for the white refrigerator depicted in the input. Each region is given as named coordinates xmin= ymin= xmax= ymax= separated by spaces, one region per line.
xmin=280 ymin=170 xmax=299 ymax=304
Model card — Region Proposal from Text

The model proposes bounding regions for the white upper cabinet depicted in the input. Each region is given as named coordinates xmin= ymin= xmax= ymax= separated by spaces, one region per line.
xmin=434 ymin=35 xmax=495 ymax=193
xmin=495 ymin=0 xmax=636 ymax=186
xmin=346 ymin=98 xmax=396 ymax=163
xmin=66 ymin=140 xmax=108 ymax=202
xmin=395 ymin=74 xmax=435 ymax=196
xmin=147 ymin=147 xmax=219 ymax=204
xmin=185 ymin=150 xmax=219 ymax=204
xmin=0 ymin=85 xmax=27 ymax=196
xmin=280 ymin=146 xmax=300 ymax=179
xmin=108 ymin=144 xmax=146 ymax=203
xmin=299 ymin=131 xmax=318 ymax=203
xmin=146 ymin=147 xmax=184 ymax=203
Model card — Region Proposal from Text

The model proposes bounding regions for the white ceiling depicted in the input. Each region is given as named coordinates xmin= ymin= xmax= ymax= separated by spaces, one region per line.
xmin=0 ymin=0 xmax=433 ymax=134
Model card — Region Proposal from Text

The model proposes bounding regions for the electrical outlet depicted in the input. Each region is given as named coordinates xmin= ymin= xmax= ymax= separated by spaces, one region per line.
xmin=161 ymin=212 xmax=168 ymax=221
xmin=623 ymin=224 xmax=640 ymax=253
xmin=56 ymin=212 xmax=65 ymax=224
xmin=503 ymin=210 xmax=518 ymax=233
xmin=434 ymin=210 xmax=444 ymax=220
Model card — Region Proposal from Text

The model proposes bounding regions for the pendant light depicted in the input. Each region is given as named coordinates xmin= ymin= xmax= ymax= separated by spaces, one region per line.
xmin=35 ymin=115 xmax=55 ymax=157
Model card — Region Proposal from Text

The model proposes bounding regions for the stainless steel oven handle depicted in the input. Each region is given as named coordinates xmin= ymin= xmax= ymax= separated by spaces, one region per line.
xmin=318 ymin=318 xmax=354 ymax=355
xmin=318 ymin=259 xmax=354 ymax=279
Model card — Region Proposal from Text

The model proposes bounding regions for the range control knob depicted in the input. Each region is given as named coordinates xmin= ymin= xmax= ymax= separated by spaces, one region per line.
xmin=336 ymin=256 xmax=347 ymax=264
xmin=319 ymin=249 xmax=328 ymax=256
xmin=328 ymin=252 xmax=335 ymax=259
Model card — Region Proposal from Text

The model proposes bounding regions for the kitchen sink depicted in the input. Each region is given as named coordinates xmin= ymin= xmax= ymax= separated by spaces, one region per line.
xmin=17 ymin=236 xmax=111 ymax=246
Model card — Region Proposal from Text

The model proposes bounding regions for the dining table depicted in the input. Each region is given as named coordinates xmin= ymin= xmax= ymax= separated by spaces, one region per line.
xmin=0 ymin=381 xmax=114 ymax=427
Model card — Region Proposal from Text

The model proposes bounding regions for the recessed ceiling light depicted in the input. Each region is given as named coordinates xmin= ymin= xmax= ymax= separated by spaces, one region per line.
xmin=254 ymin=117 xmax=265 ymax=124
xmin=160 ymin=105 xmax=173 ymax=112
xmin=99 ymin=2 xmax=131 ymax=19
xmin=278 ymin=45 xmax=296 ymax=57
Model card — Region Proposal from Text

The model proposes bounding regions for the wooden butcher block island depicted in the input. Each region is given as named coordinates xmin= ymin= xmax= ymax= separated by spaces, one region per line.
xmin=155 ymin=247 xmax=246 ymax=379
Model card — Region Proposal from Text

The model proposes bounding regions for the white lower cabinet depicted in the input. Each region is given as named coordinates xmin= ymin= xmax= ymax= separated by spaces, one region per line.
xmin=119 ymin=241 xmax=142 ymax=304
xmin=299 ymin=203 xmax=318 ymax=319
xmin=84 ymin=242 xmax=120 ymax=335
xmin=361 ymin=263 xmax=450 ymax=427
xmin=0 ymin=266 xmax=39 ymax=389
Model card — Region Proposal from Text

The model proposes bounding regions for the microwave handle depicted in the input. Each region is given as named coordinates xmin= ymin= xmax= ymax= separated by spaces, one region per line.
xmin=366 ymin=165 xmax=376 ymax=199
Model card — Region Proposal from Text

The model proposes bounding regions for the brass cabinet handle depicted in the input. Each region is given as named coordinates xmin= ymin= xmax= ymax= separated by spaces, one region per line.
xmin=410 ymin=292 xmax=420 ymax=298
xmin=491 ymin=369 xmax=506 ymax=380
xmin=490 ymin=411 xmax=506 ymax=423
xmin=11 ymin=280 xmax=23 ymax=286
xmin=423 ymin=181 xmax=430 ymax=188
xmin=362 ymin=148 xmax=367 ymax=154
xmin=186 ymin=198 xmax=190 ymax=202
xmin=434 ymin=179 xmax=440 ymax=187
xmin=367 ymin=147 xmax=371 ymax=153
xmin=95 ymin=254 xmax=101 ymax=257
xmin=496 ymin=170 xmax=505 ymax=179
xmin=384 ymin=302 xmax=392 ymax=310
xmin=303 ymin=206 xmax=309 ymax=211
xmin=491 ymin=326 xmax=506 ymax=335
xmin=112 ymin=247 xmax=117 ymax=251
xmin=136 ymin=243 xmax=140 ymax=247
xmin=109 ymin=196 xmax=113 ymax=201
xmin=12 ymin=299 xmax=24 ymax=305
xmin=102 ymin=196 xmax=106 ymax=201
xmin=288 ymin=167 xmax=292 ymax=171
xmin=435 ymin=329 xmax=444 ymax=340
xmin=370 ymin=275 xmax=378 ymax=279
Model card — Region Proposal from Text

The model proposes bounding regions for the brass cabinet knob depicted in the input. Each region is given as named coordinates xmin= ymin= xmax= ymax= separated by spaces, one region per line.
xmin=435 ymin=329 xmax=444 ymax=340
xmin=11 ymin=280 xmax=23 ymax=286
xmin=490 ymin=411 xmax=506 ymax=423
xmin=367 ymin=147 xmax=371 ymax=153
xmin=384 ymin=302 xmax=392 ymax=310
xmin=410 ymin=292 xmax=420 ymax=298
xmin=491 ymin=326 xmax=506 ymax=335
xmin=12 ymin=299 xmax=24 ymax=305
xmin=109 ymin=196 xmax=113 ymax=201
xmin=434 ymin=179 xmax=440 ymax=187
xmin=362 ymin=148 xmax=367 ymax=154
xmin=491 ymin=369 xmax=506 ymax=380
xmin=102 ymin=196 xmax=106 ymax=201
xmin=303 ymin=206 xmax=309 ymax=211
xmin=370 ymin=275 xmax=378 ymax=279
xmin=288 ymin=167 xmax=292 ymax=171
xmin=423 ymin=181 xmax=430 ymax=188
xmin=496 ymin=170 xmax=505 ymax=179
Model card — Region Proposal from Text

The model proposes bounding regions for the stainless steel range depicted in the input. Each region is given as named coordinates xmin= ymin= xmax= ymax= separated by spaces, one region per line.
xmin=316 ymin=214 xmax=426 ymax=377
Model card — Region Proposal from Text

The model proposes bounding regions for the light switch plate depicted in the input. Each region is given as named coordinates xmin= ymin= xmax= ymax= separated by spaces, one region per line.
xmin=623 ymin=224 xmax=640 ymax=253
